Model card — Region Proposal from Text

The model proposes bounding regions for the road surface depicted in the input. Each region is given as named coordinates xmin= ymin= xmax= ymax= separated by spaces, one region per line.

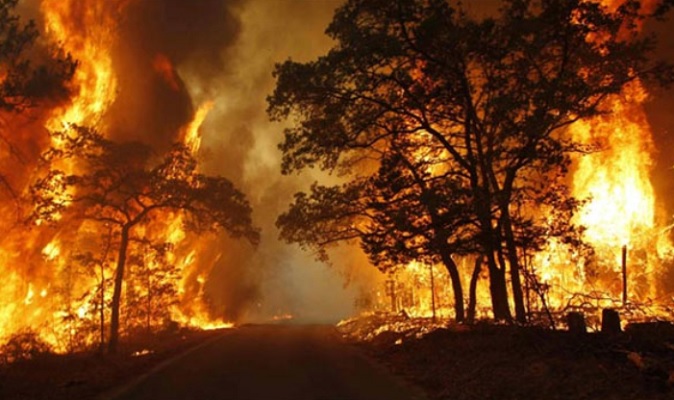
xmin=103 ymin=324 xmax=427 ymax=400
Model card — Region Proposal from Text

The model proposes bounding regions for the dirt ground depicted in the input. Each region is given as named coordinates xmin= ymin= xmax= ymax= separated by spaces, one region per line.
xmin=339 ymin=314 xmax=674 ymax=400
xmin=0 ymin=328 xmax=224 ymax=400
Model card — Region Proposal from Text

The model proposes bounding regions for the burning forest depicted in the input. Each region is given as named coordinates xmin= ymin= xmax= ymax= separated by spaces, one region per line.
xmin=272 ymin=0 xmax=674 ymax=330
xmin=0 ymin=0 xmax=266 ymax=356
xmin=0 ymin=0 xmax=366 ymax=363
xmin=2 ymin=0 xmax=674 ymax=397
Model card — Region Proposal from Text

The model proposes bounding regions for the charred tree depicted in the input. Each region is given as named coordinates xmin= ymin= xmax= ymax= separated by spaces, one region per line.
xmin=277 ymin=142 xmax=479 ymax=323
xmin=108 ymin=225 xmax=130 ymax=353
xmin=566 ymin=312 xmax=587 ymax=334
xmin=467 ymin=256 xmax=482 ymax=324
xmin=601 ymin=308 xmax=622 ymax=334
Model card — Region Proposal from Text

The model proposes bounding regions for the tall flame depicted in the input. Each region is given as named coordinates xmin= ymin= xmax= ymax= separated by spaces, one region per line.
xmin=533 ymin=1 xmax=673 ymax=313
xmin=571 ymin=82 xmax=655 ymax=248
xmin=183 ymin=101 xmax=214 ymax=154
xmin=42 ymin=0 xmax=125 ymax=132
xmin=0 ymin=0 xmax=233 ymax=353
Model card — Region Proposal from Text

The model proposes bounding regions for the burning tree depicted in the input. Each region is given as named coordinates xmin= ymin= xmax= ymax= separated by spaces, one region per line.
xmin=31 ymin=126 xmax=259 ymax=353
xmin=0 ymin=0 xmax=74 ymax=204
xmin=270 ymin=0 xmax=673 ymax=323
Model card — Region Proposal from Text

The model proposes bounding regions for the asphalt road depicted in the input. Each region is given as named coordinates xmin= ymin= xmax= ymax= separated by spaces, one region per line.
xmin=103 ymin=324 xmax=427 ymax=400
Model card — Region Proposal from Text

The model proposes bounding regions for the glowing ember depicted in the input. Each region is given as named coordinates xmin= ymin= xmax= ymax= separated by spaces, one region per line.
xmin=188 ymin=321 xmax=235 ymax=331
xmin=272 ymin=314 xmax=294 ymax=321
xmin=132 ymin=349 xmax=153 ymax=357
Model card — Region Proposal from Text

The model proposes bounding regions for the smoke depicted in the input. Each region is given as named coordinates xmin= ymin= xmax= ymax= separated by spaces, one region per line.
xmin=192 ymin=0 xmax=372 ymax=323
xmin=646 ymin=13 xmax=674 ymax=208
xmin=84 ymin=0 xmax=373 ymax=323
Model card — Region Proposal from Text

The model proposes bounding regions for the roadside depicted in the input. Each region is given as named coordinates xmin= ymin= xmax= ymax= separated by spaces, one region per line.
xmin=339 ymin=314 xmax=674 ymax=400
xmin=0 ymin=328 xmax=226 ymax=400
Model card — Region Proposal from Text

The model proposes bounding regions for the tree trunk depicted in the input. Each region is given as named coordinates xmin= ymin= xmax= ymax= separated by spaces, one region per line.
xmin=108 ymin=225 xmax=130 ymax=354
xmin=99 ymin=263 xmax=105 ymax=353
xmin=467 ymin=256 xmax=482 ymax=324
xmin=479 ymin=210 xmax=511 ymax=321
xmin=486 ymin=250 xmax=511 ymax=321
xmin=146 ymin=264 xmax=152 ymax=333
xmin=440 ymin=250 xmax=464 ymax=323
xmin=473 ymin=185 xmax=512 ymax=322
xmin=500 ymin=207 xmax=527 ymax=323
xmin=99 ymin=226 xmax=113 ymax=353
xmin=393 ymin=150 xmax=465 ymax=323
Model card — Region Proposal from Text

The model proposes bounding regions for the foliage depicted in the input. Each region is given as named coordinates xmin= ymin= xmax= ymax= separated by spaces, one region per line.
xmin=125 ymin=241 xmax=180 ymax=332
xmin=0 ymin=0 xmax=75 ymax=112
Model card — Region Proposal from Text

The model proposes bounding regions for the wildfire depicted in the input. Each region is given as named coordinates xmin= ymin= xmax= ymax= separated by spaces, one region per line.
xmin=530 ymin=1 xmax=674 ymax=318
xmin=41 ymin=0 xmax=124 ymax=131
xmin=381 ymin=0 xmax=674 ymax=326
xmin=0 ymin=0 xmax=233 ymax=354
xmin=0 ymin=0 xmax=671 ymax=360
xmin=42 ymin=240 xmax=61 ymax=261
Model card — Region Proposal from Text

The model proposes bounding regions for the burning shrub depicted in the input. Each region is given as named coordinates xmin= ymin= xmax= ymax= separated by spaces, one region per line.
xmin=0 ymin=330 xmax=53 ymax=365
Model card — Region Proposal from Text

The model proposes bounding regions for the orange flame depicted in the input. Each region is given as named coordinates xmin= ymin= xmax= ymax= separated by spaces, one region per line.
xmin=42 ymin=0 xmax=126 ymax=132
xmin=532 ymin=1 xmax=674 ymax=315
xmin=0 ymin=0 xmax=231 ymax=353
xmin=182 ymin=101 xmax=214 ymax=154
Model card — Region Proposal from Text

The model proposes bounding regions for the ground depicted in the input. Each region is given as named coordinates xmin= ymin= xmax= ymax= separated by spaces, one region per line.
xmin=0 ymin=328 xmax=223 ymax=400
xmin=2 ymin=317 xmax=673 ymax=399
xmin=339 ymin=314 xmax=674 ymax=400
xmin=106 ymin=324 xmax=424 ymax=400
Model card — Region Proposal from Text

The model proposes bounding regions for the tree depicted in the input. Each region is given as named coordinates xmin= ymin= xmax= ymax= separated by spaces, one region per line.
xmin=278 ymin=134 xmax=479 ymax=321
xmin=0 ymin=0 xmax=75 ymax=201
xmin=269 ymin=0 xmax=672 ymax=322
xmin=31 ymin=126 xmax=259 ymax=353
